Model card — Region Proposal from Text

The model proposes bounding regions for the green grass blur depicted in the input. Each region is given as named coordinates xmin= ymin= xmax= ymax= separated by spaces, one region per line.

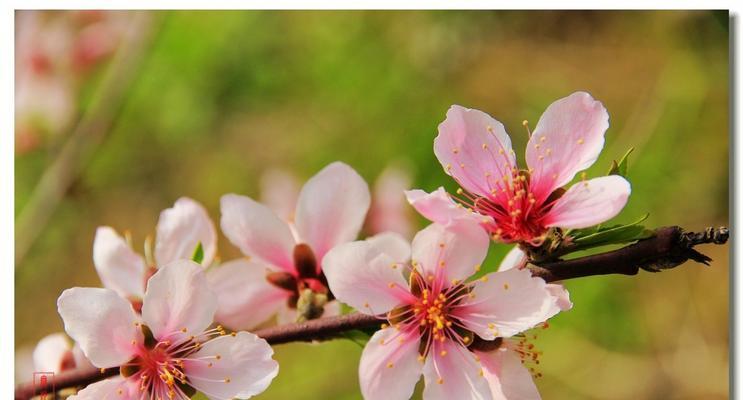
xmin=15 ymin=10 xmax=729 ymax=399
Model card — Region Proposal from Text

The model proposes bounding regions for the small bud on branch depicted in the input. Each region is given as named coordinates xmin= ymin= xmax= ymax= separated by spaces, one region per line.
xmin=14 ymin=225 xmax=727 ymax=400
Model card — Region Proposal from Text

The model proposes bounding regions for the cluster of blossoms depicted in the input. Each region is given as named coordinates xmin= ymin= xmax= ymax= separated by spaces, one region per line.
xmin=44 ymin=91 xmax=629 ymax=399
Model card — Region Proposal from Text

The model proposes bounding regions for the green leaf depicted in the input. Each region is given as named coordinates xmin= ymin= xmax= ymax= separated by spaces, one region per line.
xmin=568 ymin=214 xmax=654 ymax=250
xmin=191 ymin=242 xmax=204 ymax=264
xmin=607 ymin=147 xmax=635 ymax=177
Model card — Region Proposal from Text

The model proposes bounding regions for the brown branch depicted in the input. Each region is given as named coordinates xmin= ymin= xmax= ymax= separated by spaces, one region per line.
xmin=14 ymin=225 xmax=728 ymax=399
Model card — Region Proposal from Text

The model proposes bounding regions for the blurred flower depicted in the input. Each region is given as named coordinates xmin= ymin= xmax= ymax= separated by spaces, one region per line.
xmin=15 ymin=11 xmax=128 ymax=154
xmin=59 ymin=260 xmax=278 ymax=400
xmin=367 ymin=165 xmax=415 ymax=238
xmin=93 ymin=197 xmax=217 ymax=309
xmin=323 ymin=220 xmax=566 ymax=399
xmin=408 ymin=92 xmax=631 ymax=246
xmin=33 ymin=332 xmax=93 ymax=374
xmin=217 ymin=162 xmax=370 ymax=327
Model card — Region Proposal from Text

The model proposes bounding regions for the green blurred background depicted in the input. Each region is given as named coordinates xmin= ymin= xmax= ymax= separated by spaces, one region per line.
xmin=15 ymin=10 xmax=729 ymax=399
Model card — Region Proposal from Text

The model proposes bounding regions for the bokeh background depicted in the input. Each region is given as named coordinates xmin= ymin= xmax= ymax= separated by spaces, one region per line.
xmin=15 ymin=10 xmax=729 ymax=399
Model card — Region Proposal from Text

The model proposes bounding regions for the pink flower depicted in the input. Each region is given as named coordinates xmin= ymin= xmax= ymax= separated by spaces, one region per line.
xmin=93 ymin=197 xmax=217 ymax=306
xmin=32 ymin=332 xmax=92 ymax=374
xmin=217 ymin=161 xmax=370 ymax=327
xmin=323 ymin=221 xmax=566 ymax=399
xmin=408 ymin=92 xmax=631 ymax=245
xmin=59 ymin=260 xmax=279 ymax=400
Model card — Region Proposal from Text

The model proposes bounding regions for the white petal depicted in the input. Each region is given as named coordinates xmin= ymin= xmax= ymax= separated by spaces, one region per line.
xmin=359 ymin=328 xmax=423 ymax=400
xmin=207 ymin=258 xmax=289 ymax=330
xmin=366 ymin=231 xmax=411 ymax=264
xmin=141 ymin=260 xmax=217 ymax=341
xmin=294 ymin=162 xmax=371 ymax=263
xmin=184 ymin=332 xmax=278 ymax=400
xmin=220 ymin=193 xmax=296 ymax=273
xmin=93 ymin=227 xmax=146 ymax=299
xmin=498 ymin=246 xmax=527 ymax=272
xmin=478 ymin=348 xmax=542 ymax=400
xmin=323 ymin=240 xmax=411 ymax=315
xmin=67 ymin=377 xmax=139 ymax=400
xmin=405 ymin=187 xmax=491 ymax=227
xmin=455 ymin=268 xmax=561 ymax=340
xmin=57 ymin=288 xmax=139 ymax=368
xmin=411 ymin=222 xmax=489 ymax=286
xmin=422 ymin=340 xmax=492 ymax=400
xmin=155 ymin=197 xmax=217 ymax=266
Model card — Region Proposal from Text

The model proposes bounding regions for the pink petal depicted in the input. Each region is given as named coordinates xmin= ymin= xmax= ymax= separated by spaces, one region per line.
xmin=542 ymin=175 xmax=631 ymax=229
xmin=220 ymin=193 xmax=296 ymax=273
xmin=206 ymin=258 xmax=289 ymax=330
xmin=141 ymin=260 xmax=217 ymax=341
xmin=93 ymin=226 xmax=146 ymax=299
xmin=455 ymin=268 xmax=561 ymax=340
xmin=405 ymin=187 xmax=492 ymax=227
xmin=366 ymin=231 xmax=411 ymax=264
xmin=323 ymin=240 xmax=411 ymax=315
xmin=260 ymin=168 xmax=301 ymax=222
xmin=67 ymin=377 xmax=140 ymax=400
xmin=526 ymin=92 xmax=610 ymax=200
xmin=294 ymin=162 xmax=371 ymax=264
xmin=184 ymin=331 xmax=278 ymax=400
xmin=546 ymin=283 xmax=573 ymax=311
xmin=422 ymin=340 xmax=491 ymax=400
xmin=155 ymin=197 xmax=217 ymax=266
xmin=369 ymin=165 xmax=414 ymax=237
xmin=477 ymin=347 xmax=542 ymax=400
xmin=57 ymin=288 xmax=140 ymax=368
xmin=359 ymin=328 xmax=423 ymax=400
xmin=411 ymin=221 xmax=489 ymax=286
xmin=33 ymin=333 xmax=70 ymax=373
xmin=434 ymin=105 xmax=517 ymax=198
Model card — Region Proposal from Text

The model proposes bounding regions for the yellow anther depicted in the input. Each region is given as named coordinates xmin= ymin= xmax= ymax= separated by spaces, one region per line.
xmin=474 ymin=264 xmax=481 ymax=272
xmin=456 ymin=188 xmax=464 ymax=195
xmin=224 ymin=378 xmax=231 ymax=383
xmin=388 ymin=282 xmax=396 ymax=288
xmin=481 ymin=276 xmax=489 ymax=282
xmin=437 ymin=378 xmax=444 ymax=385
xmin=482 ymin=143 xmax=489 ymax=150
xmin=504 ymin=283 xmax=509 ymax=290
xmin=440 ymin=350 xmax=448 ymax=357
xmin=453 ymin=148 xmax=459 ymax=154
xmin=577 ymin=138 xmax=584 ymax=144
xmin=387 ymin=362 xmax=394 ymax=368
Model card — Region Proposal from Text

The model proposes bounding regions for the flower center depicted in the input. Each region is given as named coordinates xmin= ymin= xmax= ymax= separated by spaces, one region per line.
xmin=121 ymin=324 xmax=228 ymax=399
xmin=452 ymin=169 xmax=564 ymax=245
xmin=386 ymin=271 xmax=476 ymax=358
xmin=266 ymin=243 xmax=333 ymax=319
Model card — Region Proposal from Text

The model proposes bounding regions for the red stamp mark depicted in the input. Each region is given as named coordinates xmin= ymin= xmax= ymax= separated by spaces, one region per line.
xmin=33 ymin=372 xmax=55 ymax=400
